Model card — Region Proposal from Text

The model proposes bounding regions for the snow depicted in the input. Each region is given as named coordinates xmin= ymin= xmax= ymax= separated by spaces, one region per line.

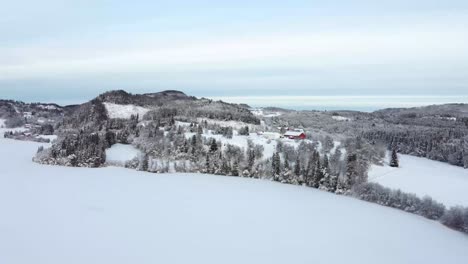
xmin=103 ymin=102 xmax=151 ymax=119
xmin=36 ymin=135 xmax=58 ymax=141
xmin=0 ymin=118 xmax=5 ymax=128
xmin=1 ymin=137 xmax=468 ymax=263
xmin=332 ymin=115 xmax=351 ymax=121
xmin=105 ymin=143 xmax=141 ymax=164
xmin=37 ymin=104 xmax=59 ymax=110
xmin=197 ymin=118 xmax=256 ymax=130
xmin=186 ymin=131 xmax=277 ymax=160
xmin=369 ymin=153 xmax=468 ymax=207
xmin=251 ymin=108 xmax=281 ymax=117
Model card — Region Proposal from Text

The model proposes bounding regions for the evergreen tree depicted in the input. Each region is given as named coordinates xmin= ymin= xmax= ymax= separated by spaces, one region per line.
xmin=197 ymin=124 xmax=203 ymax=135
xmin=272 ymin=152 xmax=281 ymax=180
xmin=390 ymin=148 xmax=399 ymax=167
xmin=284 ymin=153 xmax=290 ymax=170
xmin=221 ymin=155 xmax=230 ymax=175
xmin=209 ymin=138 xmax=218 ymax=153
xmin=139 ymin=154 xmax=149 ymax=171
xmin=312 ymin=158 xmax=323 ymax=188
xmin=204 ymin=154 xmax=210 ymax=173
xmin=231 ymin=160 xmax=239 ymax=176
xmin=319 ymin=155 xmax=331 ymax=191
xmin=337 ymin=153 xmax=357 ymax=193
xmin=248 ymin=149 xmax=255 ymax=171
xmin=294 ymin=155 xmax=301 ymax=176
xmin=329 ymin=173 xmax=338 ymax=193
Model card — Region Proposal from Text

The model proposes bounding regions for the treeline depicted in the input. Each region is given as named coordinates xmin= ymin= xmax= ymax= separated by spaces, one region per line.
xmin=35 ymin=131 xmax=107 ymax=167
xmin=352 ymin=182 xmax=468 ymax=234
xmin=362 ymin=128 xmax=468 ymax=168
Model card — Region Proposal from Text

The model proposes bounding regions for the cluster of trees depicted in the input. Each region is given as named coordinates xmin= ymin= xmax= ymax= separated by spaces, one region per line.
xmin=270 ymin=150 xmax=340 ymax=193
xmin=35 ymin=131 xmax=107 ymax=167
xmin=351 ymin=182 xmax=445 ymax=220
xmin=3 ymin=130 xmax=51 ymax=143
xmin=362 ymin=128 xmax=468 ymax=168
xmin=352 ymin=182 xmax=468 ymax=234
xmin=441 ymin=206 xmax=468 ymax=234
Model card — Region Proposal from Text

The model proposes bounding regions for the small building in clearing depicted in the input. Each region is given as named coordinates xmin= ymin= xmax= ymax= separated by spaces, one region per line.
xmin=283 ymin=129 xmax=306 ymax=140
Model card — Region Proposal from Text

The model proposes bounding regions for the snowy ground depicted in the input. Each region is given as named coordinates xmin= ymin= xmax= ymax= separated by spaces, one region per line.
xmin=369 ymin=153 xmax=468 ymax=207
xmin=250 ymin=108 xmax=282 ymax=117
xmin=331 ymin=115 xmax=351 ymax=121
xmin=36 ymin=134 xmax=58 ymax=141
xmin=105 ymin=143 xmax=141 ymax=164
xmin=185 ymin=131 xmax=317 ymax=160
xmin=1 ymin=133 xmax=468 ymax=263
xmin=103 ymin=102 xmax=151 ymax=119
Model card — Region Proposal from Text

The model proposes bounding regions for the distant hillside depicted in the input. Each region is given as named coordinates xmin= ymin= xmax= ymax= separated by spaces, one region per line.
xmin=373 ymin=104 xmax=468 ymax=128
xmin=59 ymin=90 xmax=259 ymax=131
xmin=0 ymin=99 xmax=79 ymax=128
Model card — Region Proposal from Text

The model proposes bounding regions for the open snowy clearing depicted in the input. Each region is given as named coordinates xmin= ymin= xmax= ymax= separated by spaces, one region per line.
xmin=105 ymin=143 xmax=142 ymax=164
xmin=369 ymin=153 xmax=468 ymax=207
xmin=103 ymin=102 xmax=151 ymax=119
xmin=1 ymin=130 xmax=468 ymax=263
xmin=251 ymin=108 xmax=282 ymax=117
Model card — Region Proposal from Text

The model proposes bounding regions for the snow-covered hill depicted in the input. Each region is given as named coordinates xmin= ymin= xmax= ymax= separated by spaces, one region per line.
xmin=103 ymin=102 xmax=151 ymax=119
xmin=1 ymin=133 xmax=468 ymax=264
xmin=369 ymin=153 xmax=468 ymax=207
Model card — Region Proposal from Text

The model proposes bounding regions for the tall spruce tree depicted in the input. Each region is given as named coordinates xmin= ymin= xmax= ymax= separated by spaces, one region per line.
xmin=294 ymin=155 xmax=301 ymax=176
xmin=390 ymin=148 xmax=399 ymax=168
xmin=209 ymin=138 xmax=218 ymax=153
xmin=312 ymin=158 xmax=323 ymax=188
xmin=284 ymin=153 xmax=290 ymax=170
xmin=319 ymin=155 xmax=331 ymax=190
xmin=337 ymin=153 xmax=357 ymax=193
xmin=231 ymin=160 xmax=239 ymax=176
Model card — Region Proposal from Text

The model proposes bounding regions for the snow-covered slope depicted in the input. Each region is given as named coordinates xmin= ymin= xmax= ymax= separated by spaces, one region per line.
xmin=369 ymin=153 xmax=468 ymax=207
xmin=1 ymin=136 xmax=468 ymax=263
xmin=103 ymin=102 xmax=150 ymax=119
xmin=106 ymin=143 xmax=141 ymax=164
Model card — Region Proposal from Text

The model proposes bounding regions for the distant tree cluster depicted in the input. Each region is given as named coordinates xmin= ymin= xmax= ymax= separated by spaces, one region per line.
xmin=363 ymin=128 xmax=468 ymax=168
xmin=351 ymin=182 xmax=445 ymax=220
xmin=352 ymin=182 xmax=468 ymax=234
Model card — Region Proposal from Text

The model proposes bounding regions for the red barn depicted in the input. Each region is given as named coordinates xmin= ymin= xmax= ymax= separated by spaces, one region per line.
xmin=284 ymin=130 xmax=306 ymax=140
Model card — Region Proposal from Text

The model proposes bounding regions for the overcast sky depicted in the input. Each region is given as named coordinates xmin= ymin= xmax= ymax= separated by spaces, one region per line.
xmin=1 ymin=0 xmax=468 ymax=106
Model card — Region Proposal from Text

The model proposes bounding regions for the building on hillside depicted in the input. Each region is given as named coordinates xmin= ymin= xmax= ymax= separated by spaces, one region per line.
xmin=283 ymin=129 xmax=306 ymax=140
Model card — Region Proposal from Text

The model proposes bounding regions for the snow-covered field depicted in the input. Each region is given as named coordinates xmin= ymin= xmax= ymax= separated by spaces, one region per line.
xmin=369 ymin=153 xmax=468 ymax=207
xmin=332 ymin=115 xmax=351 ymax=121
xmin=1 ymin=131 xmax=468 ymax=263
xmin=251 ymin=108 xmax=282 ymax=117
xmin=103 ymin=102 xmax=151 ymax=119
xmin=105 ymin=143 xmax=141 ymax=164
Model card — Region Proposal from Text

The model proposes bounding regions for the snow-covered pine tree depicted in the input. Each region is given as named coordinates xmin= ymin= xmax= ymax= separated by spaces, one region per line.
xmin=272 ymin=152 xmax=281 ymax=180
xmin=204 ymin=154 xmax=210 ymax=173
xmin=312 ymin=157 xmax=323 ymax=188
xmin=209 ymin=138 xmax=218 ymax=153
xmin=337 ymin=153 xmax=357 ymax=194
xmin=390 ymin=148 xmax=399 ymax=168
xmin=294 ymin=155 xmax=301 ymax=176
xmin=140 ymin=153 xmax=149 ymax=171
xmin=248 ymin=149 xmax=255 ymax=172
xmin=319 ymin=155 xmax=331 ymax=191
xmin=284 ymin=153 xmax=290 ymax=170
xmin=231 ymin=160 xmax=240 ymax=176
xmin=221 ymin=155 xmax=230 ymax=175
